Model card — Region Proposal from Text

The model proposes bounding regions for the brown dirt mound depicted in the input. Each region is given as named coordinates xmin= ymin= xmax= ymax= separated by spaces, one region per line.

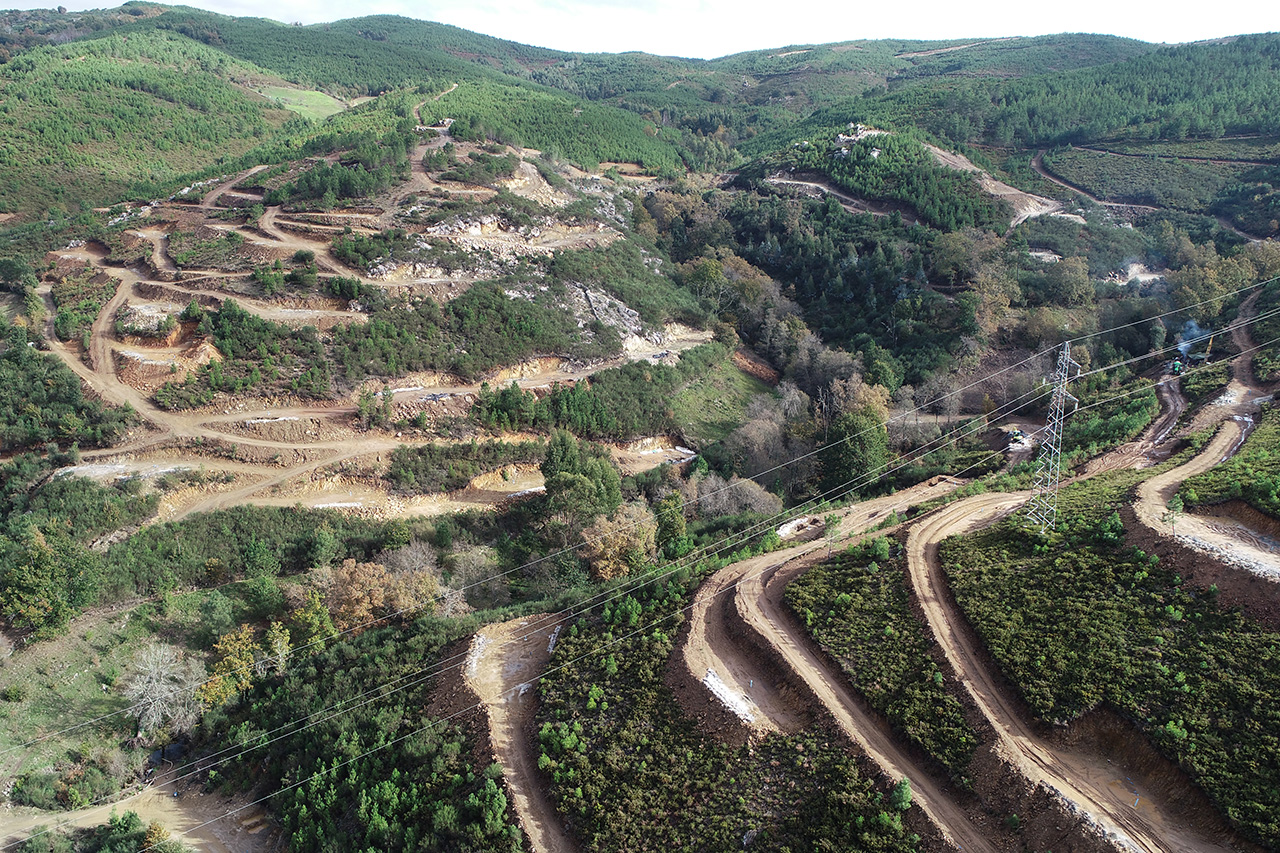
xmin=732 ymin=347 xmax=781 ymax=385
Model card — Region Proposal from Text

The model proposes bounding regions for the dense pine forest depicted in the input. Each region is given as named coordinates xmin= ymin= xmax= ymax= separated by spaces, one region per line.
xmin=2 ymin=6 xmax=1280 ymax=853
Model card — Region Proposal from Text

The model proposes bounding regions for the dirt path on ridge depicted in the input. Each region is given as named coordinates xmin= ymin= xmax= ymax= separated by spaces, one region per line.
xmin=464 ymin=616 xmax=579 ymax=853
xmin=906 ymin=495 xmax=1238 ymax=853
xmin=764 ymin=177 xmax=921 ymax=224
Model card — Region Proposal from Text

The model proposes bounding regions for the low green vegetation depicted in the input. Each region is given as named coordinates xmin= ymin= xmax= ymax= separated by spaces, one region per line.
xmin=1180 ymin=403 xmax=1280 ymax=518
xmin=537 ymin=577 xmax=921 ymax=852
xmin=330 ymin=281 xmax=622 ymax=383
xmin=1179 ymin=361 xmax=1229 ymax=405
xmin=101 ymin=505 xmax=392 ymax=601
xmin=766 ymin=132 xmax=1009 ymax=232
xmin=940 ymin=464 xmax=1280 ymax=847
xmin=50 ymin=266 xmax=118 ymax=343
xmin=438 ymin=150 xmax=521 ymax=186
xmin=0 ymin=321 xmax=135 ymax=450
xmin=1062 ymin=370 xmax=1159 ymax=460
xmin=154 ymin=300 xmax=330 ymax=409
xmin=1251 ymin=282 xmax=1280 ymax=382
xmin=671 ymin=354 xmax=772 ymax=444
xmin=545 ymin=240 xmax=703 ymax=327
xmin=472 ymin=343 xmax=733 ymax=440
xmin=167 ymin=229 xmax=248 ymax=270
xmin=1041 ymin=149 xmax=1247 ymax=211
xmin=787 ymin=536 xmax=978 ymax=780
xmin=211 ymin=615 xmax=523 ymax=853
xmin=1094 ymin=137 xmax=1280 ymax=163
xmin=418 ymin=78 xmax=682 ymax=172
xmin=17 ymin=810 xmax=191 ymax=852
xmin=385 ymin=440 xmax=546 ymax=494
xmin=264 ymin=122 xmax=415 ymax=208
xmin=0 ymin=31 xmax=293 ymax=219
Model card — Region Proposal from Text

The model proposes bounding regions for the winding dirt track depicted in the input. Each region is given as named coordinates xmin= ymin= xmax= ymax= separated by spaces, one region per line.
xmin=1131 ymin=289 xmax=1279 ymax=576
xmin=681 ymin=480 xmax=961 ymax=738
xmin=896 ymin=307 xmax=1275 ymax=850
xmin=724 ymin=483 xmax=1009 ymax=853
xmin=907 ymin=497 xmax=1236 ymax=853
xmin=464 ymin=617 xmax=579 ymax=853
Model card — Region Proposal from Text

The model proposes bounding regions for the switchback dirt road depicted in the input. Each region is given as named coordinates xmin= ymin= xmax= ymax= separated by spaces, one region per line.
xmin=681 ymin=479 xmax=1002 ymax=851
xmin=907 ymin=496 xmax=1239 ymax=853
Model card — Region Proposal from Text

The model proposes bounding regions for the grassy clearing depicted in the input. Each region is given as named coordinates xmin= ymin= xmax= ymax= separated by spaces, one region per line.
xmin=0 ymin=600 xmax=159 ymax=785
xmin=671 ymin=360 xmax=771 ymax=444
xmin=258 ymin=86 xmax=347 ymax=121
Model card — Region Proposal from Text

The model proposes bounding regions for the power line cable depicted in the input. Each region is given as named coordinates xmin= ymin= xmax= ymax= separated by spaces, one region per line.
xmin=94 ymin=443 xmax=1020 ymax=853
xmin=4 ymin=398 xmax=1041 ymax=851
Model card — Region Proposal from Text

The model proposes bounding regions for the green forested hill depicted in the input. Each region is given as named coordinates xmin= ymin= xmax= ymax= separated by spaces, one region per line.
xmin=0 ymin=29 xmax=294 ymax=217
xmin=759 ymin=33 xmax=1280 ymax=151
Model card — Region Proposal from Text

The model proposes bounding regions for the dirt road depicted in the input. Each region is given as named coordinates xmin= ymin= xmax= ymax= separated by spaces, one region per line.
xmin=1130 ymin=289 xmax=1278 ymax=577
xmin=0 ymin=773 xmax=274 ymax=852
xmin=463 ymin=617 xmax=579 ymax=853
xmin=1082 ymin=375 xmax=1186 ymax=476
xmin=736 ymin=504 xmax=998 ymax=851
xmin=682 ymin=479 xmax=998 ymax=850
xmin=906 ymin=495 xmax=1239 ymax=853
xmin=924 ymin=144 xmax=1062 ymax=225
xmin=764 ymin=176 xmax=921 ymax=224
xmin=1133 ymin=417 xmax=1278 ymax=579
xmin=200 ymin=166 xmax=268 ymax=209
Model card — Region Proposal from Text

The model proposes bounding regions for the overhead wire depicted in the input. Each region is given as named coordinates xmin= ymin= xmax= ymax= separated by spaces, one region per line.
xmin=4 ymin=389 xmax=1046 ymax=851
xmin=10 ymin=277 xmax=1279 ymax=762
xmin=7 ymin=272 xmax=1278 ymax=796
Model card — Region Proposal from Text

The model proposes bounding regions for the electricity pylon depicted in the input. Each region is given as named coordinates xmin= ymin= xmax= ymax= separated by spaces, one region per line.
xmin=1026 ymin=342 xmax=1080 ymax=533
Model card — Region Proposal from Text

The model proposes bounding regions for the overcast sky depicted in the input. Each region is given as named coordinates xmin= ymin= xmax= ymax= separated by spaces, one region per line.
xmin=17 ymin=0 xmax=1280 ymax=58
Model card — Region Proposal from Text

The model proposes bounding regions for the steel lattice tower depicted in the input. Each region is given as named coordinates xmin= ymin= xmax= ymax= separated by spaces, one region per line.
xmin=1026 ymin=342 xmax=1080 ymax=533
